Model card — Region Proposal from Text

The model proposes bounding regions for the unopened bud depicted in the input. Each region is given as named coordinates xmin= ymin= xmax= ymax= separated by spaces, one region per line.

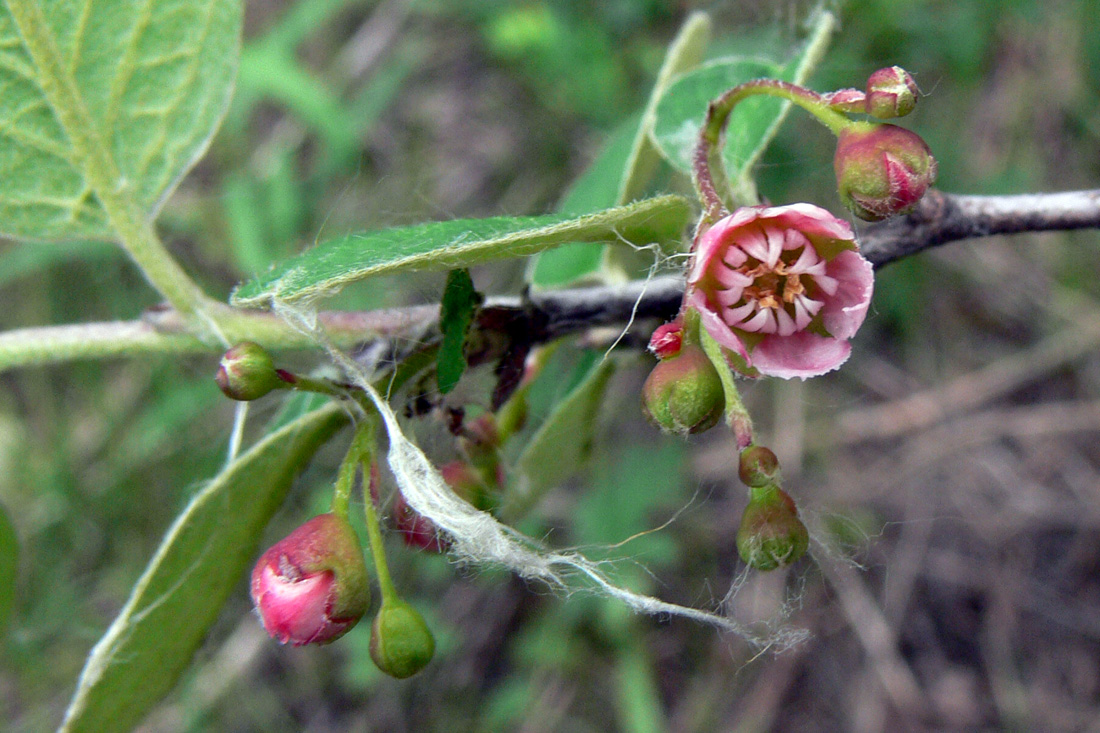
xmin=391 ymin=490 xmax=449 ymax=553
xmin=738 ymin=446 xmax=780 ymax=488
xmin=250 ymin=513 xmax=370 ymax=645
xmin=835 ymin=123 xmax=937 ymax=221
xmin=370 ymin=600 xmax=436 ymax=679
xmin=736 ymin=488 xmax=809 ymax=571
xmin=642 ymin=344 xmax=724 ymax=436
xmin=648 ymin=322 xmax=683 ymax=359
xmin=216 ymin=342 xmax=286 ymax=401
xmin=865 ymin=66 xmax=919 ymax=119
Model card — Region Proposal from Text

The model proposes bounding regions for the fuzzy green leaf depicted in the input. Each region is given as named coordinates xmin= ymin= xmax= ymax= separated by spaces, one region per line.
xmin=232 ymin=195 xmax=691 ymax=307
xmin=437 ymin=268 xmax=481 ymax=394
xmin=61 ymin=404 xmax=346 ymax=733
xmin=0 ymin=0 xmax=241 ymax=240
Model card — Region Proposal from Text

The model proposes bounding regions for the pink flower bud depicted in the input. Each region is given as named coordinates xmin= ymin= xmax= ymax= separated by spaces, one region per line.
xmin=686 ymin=204 xmax=874 ymax=379
xmin=370 ymin=599 xmax=436 ymax=679
xmin=641 ymin=344 xmax=724 ymax=435
xmin=216 ymin=342 xmax=286 ymax=401
xmin=648 ymin=321 xmax=683 ymax=359
xmin=865 ymin=66 xmax=919 ymax=119
xmin=737 ymin=488 xmax=809 ymax=571
xmin=250 ymin=513 xmax=370 ymax=646
xmin=739 ymin=445 xmax=781 ymax=488
xmin=835 ymin=123 xmax=937 ymax=221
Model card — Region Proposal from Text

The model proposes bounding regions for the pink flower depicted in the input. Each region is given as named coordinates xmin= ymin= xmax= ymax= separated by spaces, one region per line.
xmin=250 ymin=513 xmax=370 ymax=646
xmin=686 ymin=204 xmax=874 ymax=379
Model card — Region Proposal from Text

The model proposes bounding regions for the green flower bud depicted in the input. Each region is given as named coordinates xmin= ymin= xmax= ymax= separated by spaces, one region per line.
xmin=835 ymin=123 xmax=937 ymax=221
xmin=370 ymin=600 xmax=436 ymax=679
xmin=215 ymin=342 xmax=286 ymax=401
xmin=641 ymin=344 xmax=724 ymax=436
xmin=736 ymin=488 xmax=809 ymax=571
xmin=738 ymin=446 xmax=781 ymax=488
xmin=865 ymin=66 xmax=919 ymax=119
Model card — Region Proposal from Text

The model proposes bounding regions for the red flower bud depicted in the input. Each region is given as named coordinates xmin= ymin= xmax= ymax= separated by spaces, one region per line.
xmin=641 ymin=344 xmax=724 ymax=436
xmin=736 ymin=488 xmax=810 ymax=571
xmin=865 ymin=66 xmax=919 ymax=119
xmin=835 ymin=123 xmax=937 ymax=221
xmin=391 ymin=489 xmax=449 ymax=553
xmin=648 ymin=321 xmax=683 ymax=359
xmin=250 ymin=513 xmax=370 ymax=646
xmin=370 ymin=600 xmax=436 ymax=679
xmin=216 ymin=342 xmax=286 ymax=401
xmin=738 ymin=445 xmax=781 ymax=488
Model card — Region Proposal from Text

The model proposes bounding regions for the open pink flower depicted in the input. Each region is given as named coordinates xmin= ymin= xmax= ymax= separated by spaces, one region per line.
xmin=686 ymin=204 xmax=874 ymax=379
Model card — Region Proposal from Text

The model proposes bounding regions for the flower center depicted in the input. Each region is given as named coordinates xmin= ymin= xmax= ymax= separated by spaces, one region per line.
xmin=710 ymin=226 xmax=838 ymax=337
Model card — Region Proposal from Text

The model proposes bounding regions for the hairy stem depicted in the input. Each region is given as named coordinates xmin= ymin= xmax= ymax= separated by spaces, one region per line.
xmin=694 ymin=78 xmax=851 ymax=223
xmin=1 ymin=189 xmax=1098 ymax=373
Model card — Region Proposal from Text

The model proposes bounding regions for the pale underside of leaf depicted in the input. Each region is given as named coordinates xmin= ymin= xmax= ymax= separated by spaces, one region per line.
xmin=231 ymin=195 xmax=691 ymax=308
xmin=0 ymin=0 xmax=241 ymax=241
xmin=649 ymin=9 xmax=838 ymax=189
xmin=60 ymin=403 xmax=346 ymax=733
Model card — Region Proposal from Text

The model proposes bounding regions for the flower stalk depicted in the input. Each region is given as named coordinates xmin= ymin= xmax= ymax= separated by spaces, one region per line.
xmin=693 ymin=79 xmax=851 ymax=223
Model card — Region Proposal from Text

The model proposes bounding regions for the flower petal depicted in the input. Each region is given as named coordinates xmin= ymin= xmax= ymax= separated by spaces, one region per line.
xmin=751 ymin=332 xmax=852 ymax=379
xmin=725 ymin=301 xmax=757 ymax=325
xmin=687 ymin=289 xmax=751 ymax=361
xmin=820 ymin=249 xmax=875 ymax=339
xmin=715 ymin=267 xmax=753 ymax=289
xmin=736 ymin=227 xmax=771 ymax=264
xmin=740 ymin=308 xmax=775 ymax=333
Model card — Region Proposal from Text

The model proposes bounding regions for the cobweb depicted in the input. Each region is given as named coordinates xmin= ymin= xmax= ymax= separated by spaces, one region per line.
xmin=270 ymin=295 xmax=812 ymax=650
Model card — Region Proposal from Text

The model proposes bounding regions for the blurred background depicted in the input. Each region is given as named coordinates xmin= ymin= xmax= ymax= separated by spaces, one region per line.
xmin=3 ymin=0 xmax=1100 ymax=730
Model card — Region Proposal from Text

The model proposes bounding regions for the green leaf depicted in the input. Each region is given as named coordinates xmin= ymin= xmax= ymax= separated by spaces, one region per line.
xmin=232 ymin=195 xmax=691 ymax=308
xmin=651 ymin=57 xmax=784 ymax=176
xmin=504 ymin=354 xmax=617 ymax=520
xmin=0 ymin=0 xmax=242 ymax=241
xmin=437 ymin=268 xmax=481 ymax=394
xmin=0 ymin=501 xmax=16 ymax=636
xmin=650 ymin=10 xmax=838 ymax=188
xmin=617 ymin=11 xmax=711 ymax=206
xmin=61 ymin=404 xmax=346 ymax=733
xmin=526 ymin=116 xmax=640 ymax=290
xmin=528 ymin=13 xmax=710 ymax=290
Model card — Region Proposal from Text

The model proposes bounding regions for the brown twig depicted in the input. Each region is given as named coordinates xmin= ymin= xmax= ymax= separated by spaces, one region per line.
xmin=858 ymin=188 xmax=1100 ymax=268
xmin=2 ymin=189 xmax=1098 ymax=374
